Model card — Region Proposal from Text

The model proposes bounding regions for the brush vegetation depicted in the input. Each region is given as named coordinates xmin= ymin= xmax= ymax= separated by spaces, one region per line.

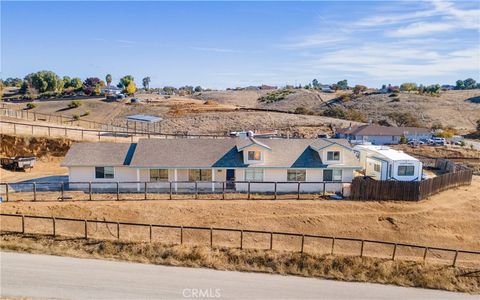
xmin=1 ymin=233 xmax=478 ymax=294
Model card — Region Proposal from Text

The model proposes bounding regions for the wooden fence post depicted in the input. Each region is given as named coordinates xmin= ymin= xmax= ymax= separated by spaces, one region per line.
xmin=331 ymin=237 xmax=335 ymax=255
xmin=48 ymin=127 xmax=51 ymax=137
xmin=88 ymin=182 xmax=92 ymax=201
xmin=269 ymin=232 xmax=273 ymax=250
xmin=13 ymin=123 xmax=16 ymax=135
xmin=149 ymin=224 xmax=153 ymax=242
xmin=360 ymin=240 xmax=365 ymax=257
xmin=423 ymin=247 xmax=428 ymax=263
xmin=247 ymin=182 xmax=251 ymax=200
xmin=64 ymin=128 xmax=67 ymax=137
xmin=117 ymin=222 xmax=120 ymax=239
xmin=323 ymin=182 xmax=326 ymax=196
xmin=33 ymin=183 xmax=37 ymax=201
xmin=5 ymin=184 xmax=9 ymax=202
xmin=31 ymin=125 xmax=34 ymax=135
xmin=53 ymin=217 xmax=56 ymax=237
xmin=452 ymin=250 xmax=459 ymax=267
xmin=84 ymin=220 xmax=88 ymax=239
xmin=81 ymin=130 xmax=84 ymax=140
xmin=240 ymin=230 xmax=243 ymax=250
xmin=169 ymin=182 xmax=172 ymax=200
xmin=392 ymin=244 xmax=397 ymax=260
xmin=297 ymin=182 xmax=301 ymax=200
xmin=195 ymin=181 xmax=198 ymax=199
xmin=180 ymin=226 xmax=184 ymax=244
xmin=116 ymin=182 xmax=120 ymax=201
xmin=144 ymin=182 xmax=147 ymax=200
xmin=274 ymin=182 xmax=277 ymax=200
xmin=60 ymin=182 xmax=64 ymax=201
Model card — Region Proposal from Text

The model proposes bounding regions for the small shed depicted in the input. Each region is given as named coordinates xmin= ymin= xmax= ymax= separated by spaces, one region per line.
xmin=126 ymin=114 xmax=163 ymax=133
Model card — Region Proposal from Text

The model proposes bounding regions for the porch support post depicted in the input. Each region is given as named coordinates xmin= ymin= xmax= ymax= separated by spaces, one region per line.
xmin=174 ymin=169 xmax=178 ymax=192
xmin=211 ymin=168 xmax=215 ymax=192
xmin=136 ymin=168 xmax=140 ymax=192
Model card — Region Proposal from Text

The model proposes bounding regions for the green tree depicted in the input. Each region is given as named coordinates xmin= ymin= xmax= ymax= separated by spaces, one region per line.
xmin=336 ymin=79 xmax=348 ymax=90
xmin=24 ymin=70 xmax=63 ymax=93
xmin=464 ymin=78 xmax=476 ymax=89
xmin=70 ymin=78 xmax=83 ymax=91
xmin=118 ymin=75 xmax=135 ymax=90
xmin=106 ymin=74 xmax=113 ymax=86
xmin=424 ymin=84 xmax=441 ymax=95
xmin=142 ymin=76 xmax=151 ymax=90
xmin=455 ymin=80 xmax=464 ymax=90
xmin=312 ymin=79 xmax=319 ymax=88
xmin=194 ymin=86 xmax=203 ymax=92
xmin=62 ymin=76 xmax=71 ymax=88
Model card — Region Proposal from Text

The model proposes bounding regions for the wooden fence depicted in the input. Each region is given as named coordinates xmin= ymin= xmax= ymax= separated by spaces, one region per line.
xmin=0 ymin=120 xmax=227 ymax=142
xmin=351 ymin=160 xmax=473 ymax=201
xmin=0 ymin=180 xmax=350 ymax=202
xmin=1 ymin=213 xmax=479 ymax=267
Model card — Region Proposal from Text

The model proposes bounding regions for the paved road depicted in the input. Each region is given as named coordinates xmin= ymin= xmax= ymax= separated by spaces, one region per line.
xmin=0 ymin=252 xmax=476 ymax=299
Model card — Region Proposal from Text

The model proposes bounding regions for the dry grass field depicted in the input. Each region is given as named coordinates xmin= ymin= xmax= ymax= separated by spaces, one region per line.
xmin=2 ymin=176 xmax=479 ymax=252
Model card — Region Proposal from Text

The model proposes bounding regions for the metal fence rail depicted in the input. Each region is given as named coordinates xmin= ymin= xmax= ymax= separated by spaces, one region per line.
xmin=1 ymin=213 xmax=478 ymax=267
xmin=0 ymin=180 xmax=350 ymax=202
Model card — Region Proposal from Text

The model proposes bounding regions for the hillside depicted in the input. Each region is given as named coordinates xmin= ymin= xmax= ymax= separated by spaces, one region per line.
xmin=193 ymin=89 xmax=479 ymax=133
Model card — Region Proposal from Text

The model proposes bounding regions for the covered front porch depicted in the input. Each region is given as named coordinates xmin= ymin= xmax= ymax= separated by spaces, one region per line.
xmin=134 ymin=168 xmax=237 ymax=192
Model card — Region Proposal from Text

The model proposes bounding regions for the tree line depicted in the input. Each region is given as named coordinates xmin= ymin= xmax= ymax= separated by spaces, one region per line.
xmin=0 ymin=71 xmax=157 ymax=100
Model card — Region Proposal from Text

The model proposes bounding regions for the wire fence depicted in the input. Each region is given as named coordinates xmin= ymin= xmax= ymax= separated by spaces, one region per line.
xmin=1 ymin=213 xmax=479 ymax=268
xmin=0 ymin=180 xmax=351 ymax=202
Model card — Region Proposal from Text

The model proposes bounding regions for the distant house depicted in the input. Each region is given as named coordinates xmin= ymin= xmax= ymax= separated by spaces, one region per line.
xmin=62 ymin=137 xmax=361 ymax=194
xmin=336 ymin=124 xmax=433 ymax=145
xmin=319 ymin=84 xmax=334 ymax=93
xmin=354 ymin=145 xmax=423 ymax=181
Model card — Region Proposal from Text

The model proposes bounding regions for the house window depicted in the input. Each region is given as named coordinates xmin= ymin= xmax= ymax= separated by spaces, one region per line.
xmin=95 ymin=166 xmax=114 ymax=179
xmin=150 ymin=169 xmax=168 ymax=181
xmin=189 ymin=169 xmax=212 ymax=181
xmin=323 ymin=169 xmax=342 ymax=182
xmin=398 ymin=165 xmax=415 ymax=176
xmin=248 ymin=151 xmax=261 ymax=161
xmin=374 ymin=164 xmax=381 ymax=172
xmin=245 ymin=169 xmax=264 ymax=181
xmin=287 ymin=170 xmax=306 ymax=182
xmin=327 ymin=151 xmax=340 ymax=161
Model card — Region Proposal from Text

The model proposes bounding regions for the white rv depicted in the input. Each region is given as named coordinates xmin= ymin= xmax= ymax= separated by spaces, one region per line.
xmin=354 ymin=145 xmax=423 ymax=181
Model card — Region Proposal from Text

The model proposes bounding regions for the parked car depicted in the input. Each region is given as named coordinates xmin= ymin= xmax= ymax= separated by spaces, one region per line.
xmin=407 ymin=139 xmax=425 ymax=146
xmin=428 ymin=137 xmax=446 ymax=146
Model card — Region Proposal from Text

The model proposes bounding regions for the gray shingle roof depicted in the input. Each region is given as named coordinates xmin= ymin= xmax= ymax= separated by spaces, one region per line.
xmin=61 ymin=142 xmax=135 ymax=167
xmin=62 ymin=138 xmax=358 ymax=169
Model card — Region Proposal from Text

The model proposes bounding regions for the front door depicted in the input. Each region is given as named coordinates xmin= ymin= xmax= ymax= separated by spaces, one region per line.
xmin=226 ymin=169 xmax=235 ymax=189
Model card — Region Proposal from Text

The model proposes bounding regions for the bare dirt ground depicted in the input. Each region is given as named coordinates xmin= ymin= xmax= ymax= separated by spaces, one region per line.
xmin=1 ymin=176 xmax=479 ymax=253
xmin=0 ymin=157 xmax=67 ymax=183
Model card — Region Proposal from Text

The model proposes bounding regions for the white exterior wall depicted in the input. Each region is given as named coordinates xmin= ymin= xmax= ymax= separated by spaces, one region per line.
xmin=391 ymin=160 xmax=423 ymax=181
xmin=235 ymin=168 xmax=352 ymax=194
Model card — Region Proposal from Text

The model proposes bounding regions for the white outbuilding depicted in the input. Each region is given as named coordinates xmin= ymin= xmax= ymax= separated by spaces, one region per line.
xmin=353 ymin=145 xmax=423 ymax=181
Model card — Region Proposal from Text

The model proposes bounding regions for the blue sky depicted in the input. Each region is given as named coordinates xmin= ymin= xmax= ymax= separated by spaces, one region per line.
xmin=1 ymin=1 xmax=479 ymax=89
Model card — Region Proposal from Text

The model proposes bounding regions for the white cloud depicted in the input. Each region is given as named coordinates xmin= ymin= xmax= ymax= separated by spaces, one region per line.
xmin=388 ymin=22 xmax=456 ymax=37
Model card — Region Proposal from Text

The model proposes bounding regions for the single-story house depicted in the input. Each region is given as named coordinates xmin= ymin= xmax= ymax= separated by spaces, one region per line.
xmin=336 ymin=124 xmax=433 ymax=145
xmin=61 ymin=137 xmax=361 ymax=194
xmin=354 ymin=145 xmax=423 ymax=181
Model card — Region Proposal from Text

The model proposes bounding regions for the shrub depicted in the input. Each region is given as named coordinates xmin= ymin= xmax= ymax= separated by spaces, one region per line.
xmin=72 ymin=114 xmax=80 ymax=121
xmin=322 ymin=107 xmax=366 ymax=122
xmin=294 ymin=107 xmax=315 ymax=115
xmin=25 ymin=102 xmax=36 ymax=110
xmin=459 ymin=141 xmax=466 ymax=147
xmin=68 ymin=100 xmax=82 ymax=109
xmin=399 ymin=135 xmax=407 ymax=144
xmin=81 ymin=111 xmax=90 ymax=117
xmin=258 ymin=89 xmax=295 ymax=103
